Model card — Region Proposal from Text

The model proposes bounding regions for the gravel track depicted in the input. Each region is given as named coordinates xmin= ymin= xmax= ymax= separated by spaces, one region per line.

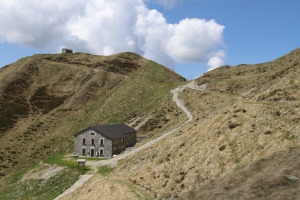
xmin=54 ymin=174 xmax=93 ymax=200
xmin=55 ymin=80 xmax=202 ymax=200
xmin=92 ymin=80 xmax=202 ymax=167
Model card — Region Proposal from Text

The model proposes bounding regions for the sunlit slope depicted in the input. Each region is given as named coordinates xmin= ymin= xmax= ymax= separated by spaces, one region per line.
xmin=109 ymin=48 xmax=300 ymax=199
xmin=0 ymin=52 xmax=186 ymax=178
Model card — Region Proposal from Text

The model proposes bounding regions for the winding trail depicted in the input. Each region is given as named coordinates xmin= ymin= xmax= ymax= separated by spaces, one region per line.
xmin=55 ymin=80 xmax=203 ymax=200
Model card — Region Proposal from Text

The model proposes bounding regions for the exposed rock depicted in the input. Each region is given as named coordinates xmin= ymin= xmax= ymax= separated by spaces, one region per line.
xmin=286 ymin=175 xmax=299 ymax=180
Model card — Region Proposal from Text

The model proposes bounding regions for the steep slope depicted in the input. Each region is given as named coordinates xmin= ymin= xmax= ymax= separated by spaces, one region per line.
xmin=0 ymin=52 xmax=186 ymax=178
xmin=181 ymin=146 xmax=300 ymax=199
xmin=105 ymin=48 xmax=300 ymax=199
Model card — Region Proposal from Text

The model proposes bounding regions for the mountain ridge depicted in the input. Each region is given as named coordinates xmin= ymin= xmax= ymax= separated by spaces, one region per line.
xmin=0 ymin=48 xmax=300 ymax=199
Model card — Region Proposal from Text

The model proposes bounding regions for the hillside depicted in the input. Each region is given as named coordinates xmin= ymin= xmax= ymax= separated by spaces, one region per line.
xmin=97 ymin=48 xmax=299 ymax=199
xmin=1 ymin=48 xmax=299 ymax=200
xmin=0 ymin=52 xmax=186 ymax=178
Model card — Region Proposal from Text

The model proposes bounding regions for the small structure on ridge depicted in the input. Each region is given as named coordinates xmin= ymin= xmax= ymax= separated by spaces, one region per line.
xmin=62 ymin=48 xmax=73 ymax=53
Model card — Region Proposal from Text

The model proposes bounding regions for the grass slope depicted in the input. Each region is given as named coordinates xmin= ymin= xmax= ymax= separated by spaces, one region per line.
xmin=44 ymin=154 xmax=90 ymax=174
xmin=0 ymin=161 xmax=80 ymax=200
xmin=0 ymin=52 xmax=185 ymax=179
xmin=103 ymin=48 xmax=300 ymax=199
xmin=183 ymin=146 xmax=300 ymax=200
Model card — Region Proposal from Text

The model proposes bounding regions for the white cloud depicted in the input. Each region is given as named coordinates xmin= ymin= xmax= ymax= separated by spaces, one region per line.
xmin=0 ymin=0 xmax=225 ymax=70
xmin=166 ymin=18 xmax=224 ymax=63
xmin=207 ymin=50 xmax=226 ymax=71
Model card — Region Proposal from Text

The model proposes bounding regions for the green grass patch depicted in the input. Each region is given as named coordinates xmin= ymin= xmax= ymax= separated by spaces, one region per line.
xmin=98 ymin=165 xmax=115 ymax=175
xmin=44 ymin=154 xmax=90 ymax=174
xmin=70 ymin=157 xmax=108 ymax=161
xmin=6 ymin=163 xmax=38 ymax=185
xmin=0 ymin=163 xmax=80 ymax=200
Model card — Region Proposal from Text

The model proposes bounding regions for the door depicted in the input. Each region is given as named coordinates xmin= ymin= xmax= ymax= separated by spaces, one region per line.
xmin=91 ymin=149 xmax=94 ymax=157
xmin=100 ymin=149 xmax=104 ymax=156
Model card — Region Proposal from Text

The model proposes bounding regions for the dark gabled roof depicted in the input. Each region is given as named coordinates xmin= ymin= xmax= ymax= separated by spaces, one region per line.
xmin=74 ymin=124 xmax=136 ymax=139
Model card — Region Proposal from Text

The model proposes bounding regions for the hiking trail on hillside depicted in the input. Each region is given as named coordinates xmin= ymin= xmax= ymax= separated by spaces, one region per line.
xmin=55 ymin=80 xmax=203 ymax=200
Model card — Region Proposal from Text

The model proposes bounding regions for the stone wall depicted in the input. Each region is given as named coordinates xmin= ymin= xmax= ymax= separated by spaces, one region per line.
xmin=74 ymin=128 xmax=112 ymax=158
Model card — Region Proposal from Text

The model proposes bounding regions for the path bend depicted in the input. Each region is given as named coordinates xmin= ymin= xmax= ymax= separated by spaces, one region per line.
xmin=55 ymin=80 xmax=203 ymax=200
xmin=93 ymin=80 xmax=203 ymax=167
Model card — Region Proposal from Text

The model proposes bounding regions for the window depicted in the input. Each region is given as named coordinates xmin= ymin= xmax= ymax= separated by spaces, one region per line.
xmin=100 ymin=148 xmax=104 ymax=156
xmin=132 ymin=134 xmax=135 ymax=140
xmin=83 ymin=138 xmax=86 ymax=144
xmin=91 ymin=139 xmax=95 ymax=145
xmin=90 ymin=132 xmax=95 ymax=135
xmin=82 ymin=149 xmax=85 ymax=155
xmin=122 ymin=138 xmax=124 ymax=143
xmin=100 ymin=138 xmax=104 ymax=145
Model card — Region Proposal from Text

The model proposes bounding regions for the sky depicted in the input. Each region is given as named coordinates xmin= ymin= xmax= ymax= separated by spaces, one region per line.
xmin=0 ymin=0 xmax=300 ymax=80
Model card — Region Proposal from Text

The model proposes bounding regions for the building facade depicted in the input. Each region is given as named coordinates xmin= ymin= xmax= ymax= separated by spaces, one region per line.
xmin=74 ymin=124 xmax=136 ymax=158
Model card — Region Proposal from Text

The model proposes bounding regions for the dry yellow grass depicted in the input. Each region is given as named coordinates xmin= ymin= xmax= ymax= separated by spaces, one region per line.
xmin=107 ymin=48 xmax=300 ymax=199
xmin=1 ymin=48 xmax=300 ymax=199
xmin=181 ymin=146 xmax=300 ymax=200
xmin=60 ymin=173 xmax=151 ymax=200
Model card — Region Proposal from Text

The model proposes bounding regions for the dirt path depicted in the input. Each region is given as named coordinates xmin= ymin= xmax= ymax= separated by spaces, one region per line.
xmin=134 ymin=114 xmax=152 ymax=130
xmin=54 ymin=174 xmax=93 ymax=200
xmin=55 ymin=80 xmax=203 ymax=199
xmin=91 ymin=80 xmax=203 ymax=167
xmin=127 ymin=117 xmax=141 ymax=127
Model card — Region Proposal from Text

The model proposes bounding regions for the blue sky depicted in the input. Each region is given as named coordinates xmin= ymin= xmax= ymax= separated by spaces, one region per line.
xmin=0 ymin=0 xmax=300 ymax=79
xmin=150 ymin=0 xmax=300 ymax=78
